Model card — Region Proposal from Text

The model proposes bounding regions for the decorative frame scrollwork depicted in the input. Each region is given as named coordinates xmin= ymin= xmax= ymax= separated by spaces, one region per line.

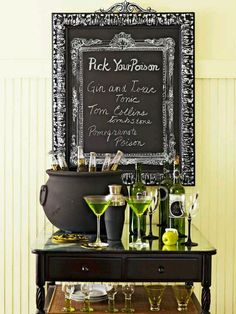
xmin=52 ymin=1 xmax=195 ymax=185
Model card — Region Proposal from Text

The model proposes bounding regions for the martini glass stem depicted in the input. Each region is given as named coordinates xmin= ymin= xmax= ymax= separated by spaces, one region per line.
xmin=96 ymin=215 xmax=101 ymax=244
xmin=136 ymin=216 xmax=142 ymax=245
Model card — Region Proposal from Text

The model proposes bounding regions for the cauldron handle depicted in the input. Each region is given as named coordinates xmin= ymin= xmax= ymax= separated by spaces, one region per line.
xmin=40 ymin=185 xmax=48 ymax=206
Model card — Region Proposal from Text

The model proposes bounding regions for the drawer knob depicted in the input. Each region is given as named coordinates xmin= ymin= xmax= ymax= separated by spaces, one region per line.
xmin=81 ymin=266 xmax=89 ymax=272
xmin=158 ymin=266 xmax=165 ymax=274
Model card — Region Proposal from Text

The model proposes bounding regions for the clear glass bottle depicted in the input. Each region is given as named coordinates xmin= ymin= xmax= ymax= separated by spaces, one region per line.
xmin=102 ymin=153 xmax=111 ymax=172
xmin=130 ymin=163 xmax=146 ymax=236
xmin=110 ymin=150 xmax=124 ymax=171
xmin=159 ymin=160 xmax=173 ymax=236
xmin=77 ymin=146 xmax=87 ymax=172
xmin=48 ymin=151 xmax=60 ymax=171
xmin=89 ymin=152 xmax=97 ymax=172
xmin=169 ymin=155 xmax=186 ymax=237
xmin=57 ymin=152 xmax=68 ymax=170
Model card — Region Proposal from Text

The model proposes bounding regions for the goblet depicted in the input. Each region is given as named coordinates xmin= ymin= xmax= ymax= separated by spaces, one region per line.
xmin=61 ymin=282 xmax=76 ymax=312
xmin=121 ymin=284 xmax=135 ymax=313
xmin=80 ymin=283 xmax=94 ymax=312
xmin=184 ymin=192 xmax=199 ymax=247
xmin=143 ymin=186 xmax=160 ymax=240
xmin=84 ymin=195 xmax=111 ymax=248
xmin=126 ymin=195 xmax=152 ymax=248
xmin=105 ymin=283 xmax=119 ymax=313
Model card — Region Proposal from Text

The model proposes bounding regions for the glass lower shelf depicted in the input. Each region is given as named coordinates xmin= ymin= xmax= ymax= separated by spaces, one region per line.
xmin=46 ymin=284 xmax=201 ymax=314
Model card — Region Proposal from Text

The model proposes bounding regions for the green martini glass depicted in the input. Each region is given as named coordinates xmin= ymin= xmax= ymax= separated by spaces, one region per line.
xmin=126 ymin=195 xmax=152 ymax=248
xmin=84 ymin=195 xmax=111 ymax=248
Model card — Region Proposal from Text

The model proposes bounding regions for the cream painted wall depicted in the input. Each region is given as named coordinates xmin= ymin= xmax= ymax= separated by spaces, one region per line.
xmin=0 ymin=0 xmax=236 ymax=60
xmin=0 ymin=1 xmax=236 ymax=314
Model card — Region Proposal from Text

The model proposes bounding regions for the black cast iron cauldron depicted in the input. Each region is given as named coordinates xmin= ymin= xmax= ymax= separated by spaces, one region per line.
xmin=39 ymin=170 xmax=123 ymax=233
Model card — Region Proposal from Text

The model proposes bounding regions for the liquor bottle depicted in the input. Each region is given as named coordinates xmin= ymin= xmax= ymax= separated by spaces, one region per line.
xmin=169 ymin=155 xmax=186 ymax=237
xmin=110 ymin=150 xmax=124 ymax=171
xmin=57 ymin=152 xmax=68 ymax=170
xmin=89 ymin=152 xmax=97 ymax=172
xmin=130 ymin=163 xmax=146 ymax=236
xmin=48 ymin=151 xmax=60 ymax=171
xmin=102 ymin=153 xmax=111 ymax=172
xmin=159 ymin=160 xmax=173 ymax=236
xmin=77 ymin=146 xmax=88 ymax=172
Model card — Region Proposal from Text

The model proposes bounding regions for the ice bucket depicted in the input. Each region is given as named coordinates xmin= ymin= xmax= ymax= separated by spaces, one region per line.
xmin=40 ymin=170 xmax=123 ymax=233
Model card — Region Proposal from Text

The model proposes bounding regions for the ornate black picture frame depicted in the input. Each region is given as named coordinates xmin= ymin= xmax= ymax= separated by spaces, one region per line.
xmin=52 ymin=1 xmax=195 ymax=185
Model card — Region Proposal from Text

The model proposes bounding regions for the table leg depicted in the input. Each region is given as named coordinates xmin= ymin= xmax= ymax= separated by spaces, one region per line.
xmin=201 ymin=254 xmax=212 ymax=314
xmin=201 ymin=284 xmax=211 ymax=314
xmin=36 ymin=285 xmax=45 ymax=314
xmin=36 ymin=254 xmax=45 ymax=314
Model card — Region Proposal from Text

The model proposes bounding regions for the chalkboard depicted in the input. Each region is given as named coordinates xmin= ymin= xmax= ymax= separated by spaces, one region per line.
xmin=81 ymin=47 xmax=164 ymax=155
xmin=52 ymin=2 xmax=195 ymax=184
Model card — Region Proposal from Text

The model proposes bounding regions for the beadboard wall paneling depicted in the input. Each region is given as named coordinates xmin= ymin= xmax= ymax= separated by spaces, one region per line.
xmin=0 ymin=72 xmax=236 ymax=314
xmin=0 ymin=77 xmax=52 ymax=314
xmin=195 ymin=78 xmax=236 ymax=314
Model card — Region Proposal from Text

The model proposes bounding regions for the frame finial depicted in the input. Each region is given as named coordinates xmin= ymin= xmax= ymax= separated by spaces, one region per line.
xmin=97 ymin=1 xmax=156 ymax=13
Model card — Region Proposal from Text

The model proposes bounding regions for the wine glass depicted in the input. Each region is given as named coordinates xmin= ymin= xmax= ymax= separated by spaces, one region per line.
xmin=105 ymin=283 xmax=119 ymax=313
xmin=126 ymin=194 xmax=152 ymax=248
xmin=80 ymin=283 xmax=94 ymax=312
xmin=184 ymin=192 xmax=199 ymax=247
xmin=143 ymin=186 xmax=160 ymax=240
xmin=61 ymin=282 xmax=76 ymax=312
xmin=121 ymin=284 xmax=135 ymax=313
xmin=84 ymin=195 xmax=111 ymax=248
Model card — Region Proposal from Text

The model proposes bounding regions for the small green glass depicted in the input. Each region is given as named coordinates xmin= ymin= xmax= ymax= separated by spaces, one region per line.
xmin=121 ymin=284 xmax=135 ymax=313
xmin=105 ymin=284 xmax=119 ymax=313
xmin=62 ymin=283 xmax=76 ymax=313
xmin=80 ymin=283 xmax=94 ymax=312
xmin=173 ymin=284 xmax=194 ymax=311
xmin=144 ymin=284 xmax=166 ymax=311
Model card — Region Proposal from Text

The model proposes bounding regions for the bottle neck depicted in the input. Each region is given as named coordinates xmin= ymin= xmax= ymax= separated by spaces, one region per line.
xmin=173 ymin=163 xmax=181 ymax=184
xmin=135 ymin=164 xmax=142 ymax=183
xmin=78 ymin=146 xmax=85 ymax=159
xmin=163 ymin=162 xmax=171 ymax=179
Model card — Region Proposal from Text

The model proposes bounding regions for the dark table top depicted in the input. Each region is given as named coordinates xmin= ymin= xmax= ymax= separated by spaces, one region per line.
xmin=31 ymin=223 xmax=216 ymax=256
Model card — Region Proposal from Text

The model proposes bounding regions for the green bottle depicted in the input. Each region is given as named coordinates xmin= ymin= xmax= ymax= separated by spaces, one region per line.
xmin=130 ymin=163 xmax=146 ymax=236
xmin=159 ymin=160 xmax=173 ymax=236
xmin=169 ymin=155 xmax=186 ymax=238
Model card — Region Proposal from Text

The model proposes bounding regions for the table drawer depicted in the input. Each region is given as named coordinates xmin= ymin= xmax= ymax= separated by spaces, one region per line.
xmin=46 ymin=256 xmax=122 ymax=281
xmin=126 ymin=257 xmax=202 ymax=281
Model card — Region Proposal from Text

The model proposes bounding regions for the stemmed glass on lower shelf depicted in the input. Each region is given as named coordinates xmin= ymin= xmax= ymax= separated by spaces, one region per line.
xmin=61 ymin=282 xmax=76 ymax=312
xmin=184 ymin=192 xmax=199 ymax=247
xmin=143 ymin=186 xmax=160 ymax=240
xmin=126 ymin=194 xmax=152 ymax=248
xmin=105 ymin=284 xmax=119 ymax=313
xmin=80 ymin=283 xmax=94 ymax=312
xmin=84 ymin=195 xmax=111 ymax=248
xmin=121 ymin=284 xmax=135 ymax=313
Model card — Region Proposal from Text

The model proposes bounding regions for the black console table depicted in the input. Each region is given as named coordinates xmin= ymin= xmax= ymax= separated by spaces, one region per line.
xmin=31 ymin=224 xmax=216 ymax=314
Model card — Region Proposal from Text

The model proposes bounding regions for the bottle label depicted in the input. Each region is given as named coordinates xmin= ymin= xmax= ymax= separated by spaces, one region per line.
xmin=169 ymin=194 xmax=185 ymax=218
